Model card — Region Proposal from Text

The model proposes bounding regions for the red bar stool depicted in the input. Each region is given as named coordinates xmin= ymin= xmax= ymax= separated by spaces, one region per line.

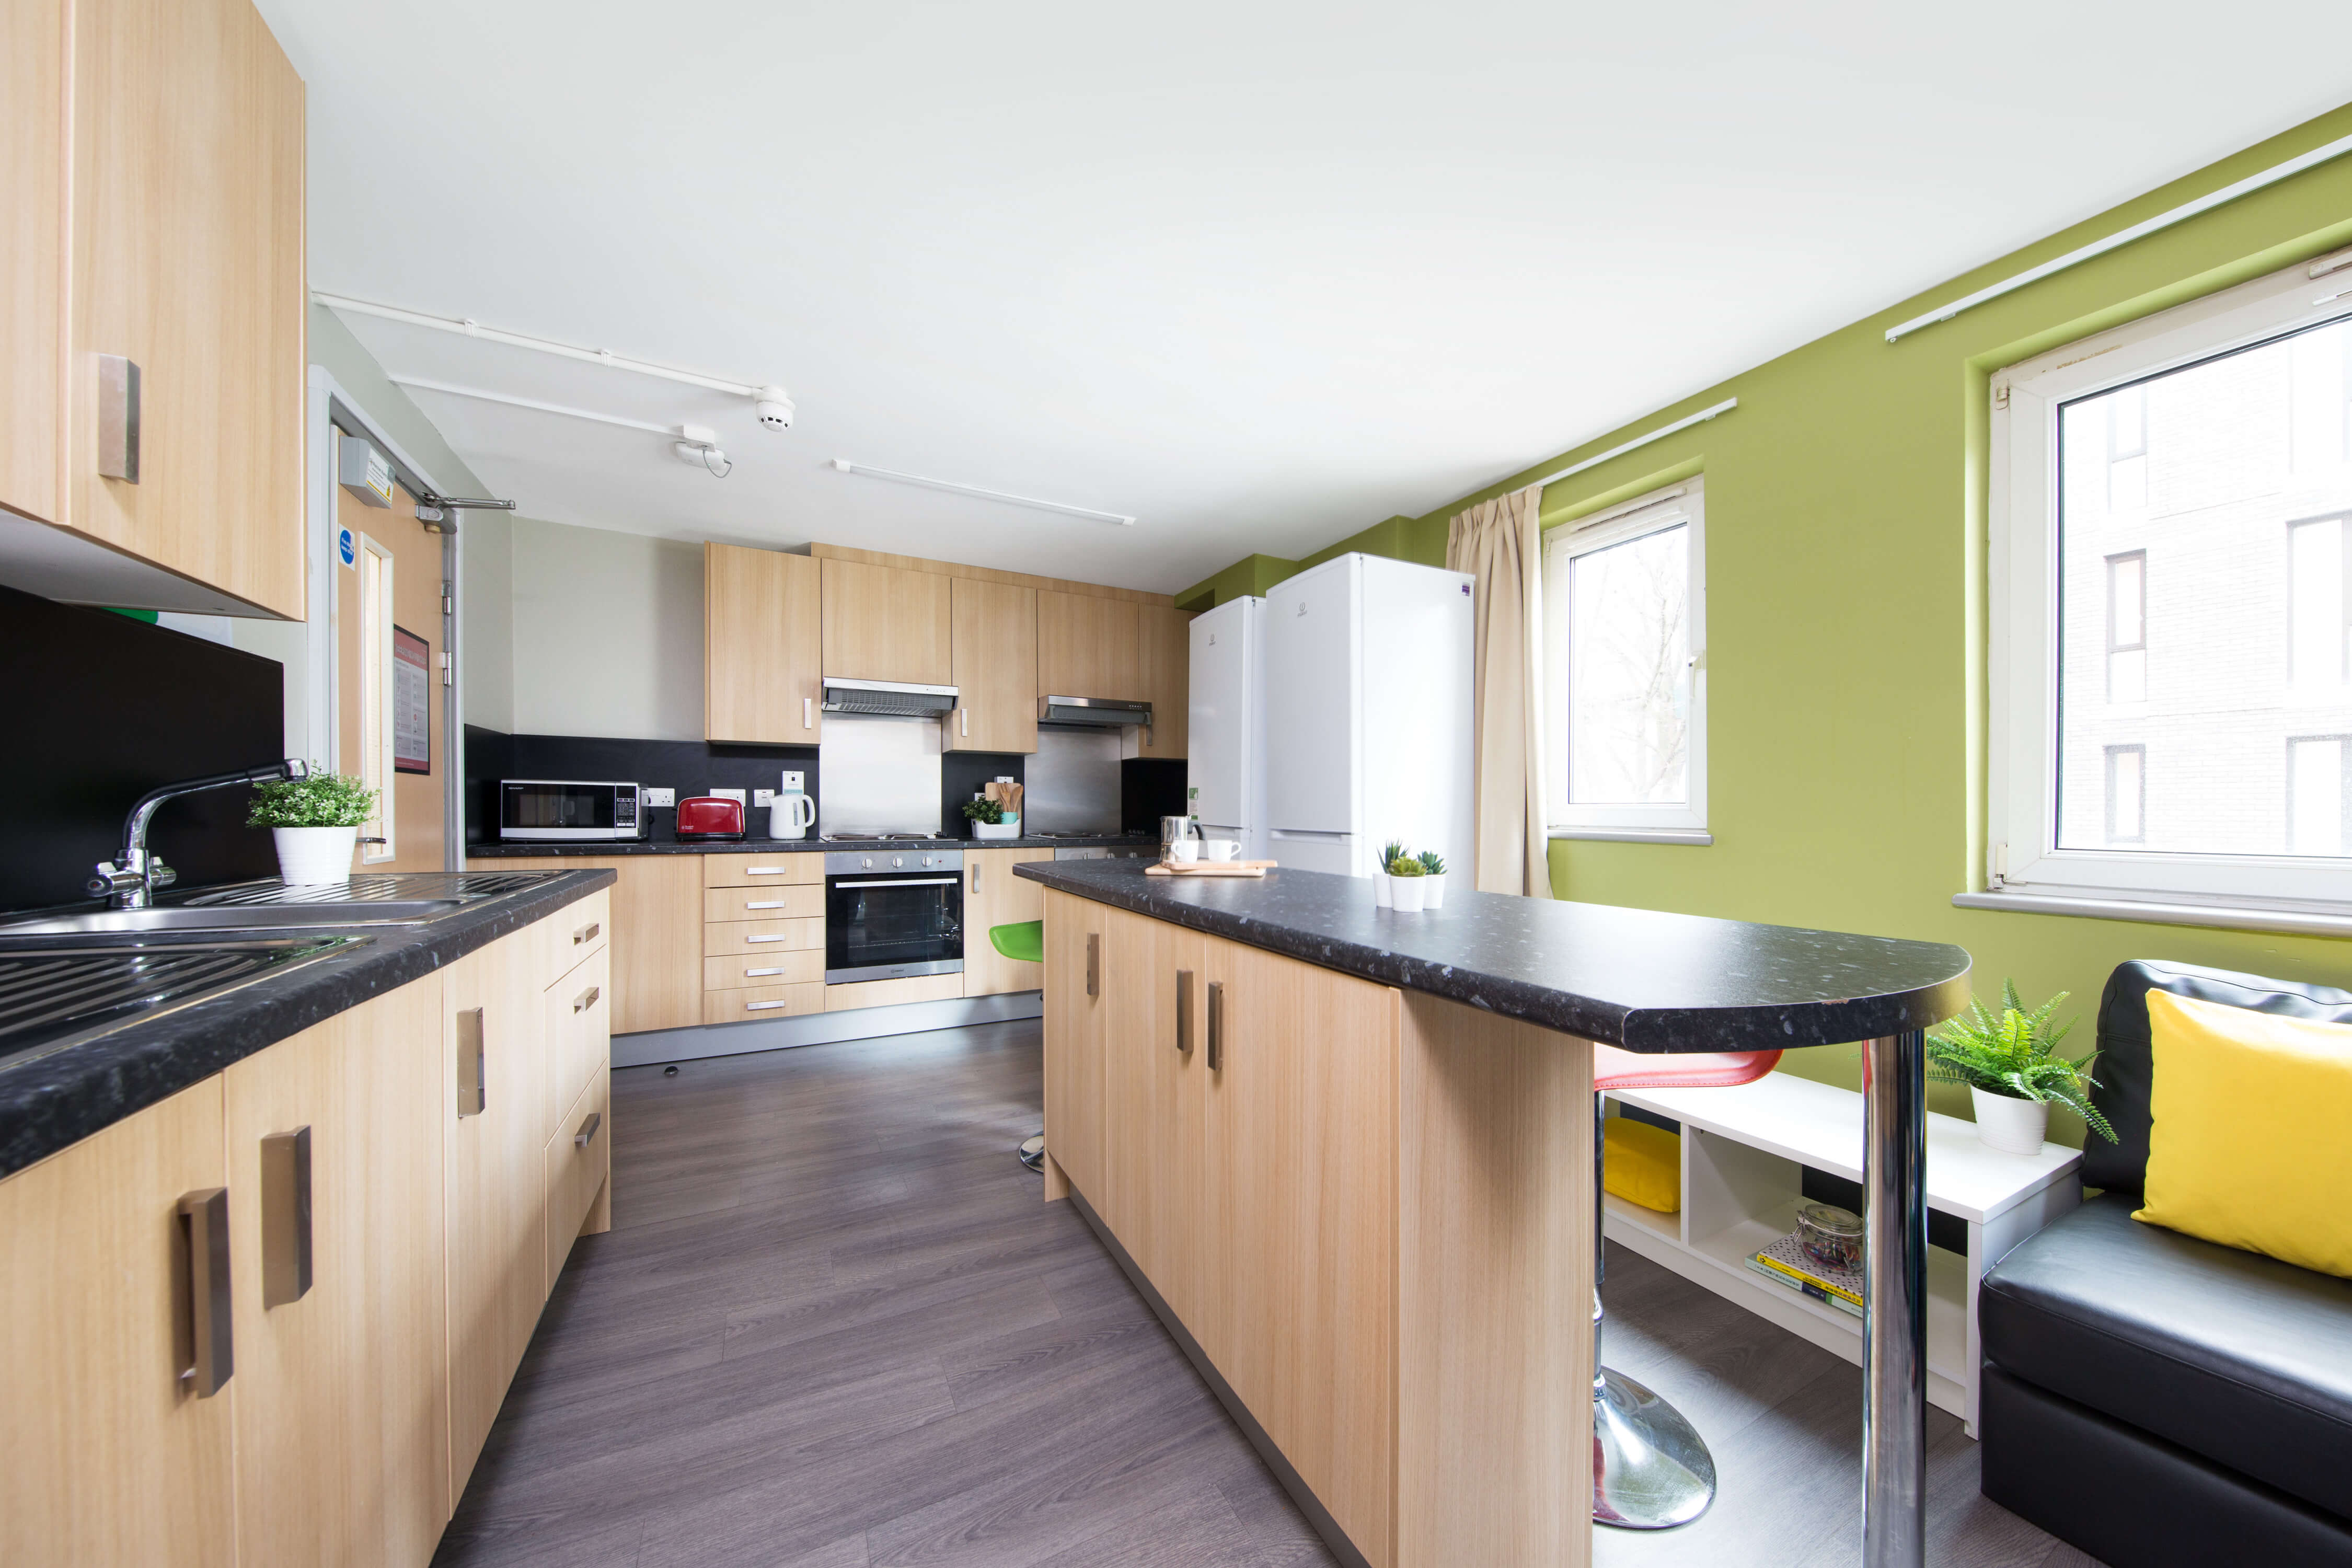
xmin=1590 ymin=1043 xmax=1783 ymax=1529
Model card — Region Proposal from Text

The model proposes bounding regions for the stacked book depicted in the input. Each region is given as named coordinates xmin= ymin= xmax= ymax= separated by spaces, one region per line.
xmin=1745 ymin=1230 xmax=1864 ymax=1319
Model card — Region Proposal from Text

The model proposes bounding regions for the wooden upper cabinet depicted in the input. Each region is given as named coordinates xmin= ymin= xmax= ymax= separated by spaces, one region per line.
xmin=1137 ymin=603 xmax=1192 ymax=759
xmin=65 ymin=0 xmax=306 ymax=618
xmin=1039 ymin=589 xmax=1144 ymax=700
xmin=1 ymin=0 xmax=66 ymax=527
xmin=949 ymin=577 xmax=1037 ymax=753
xmin=706 ymin=543 xmax=822 ymax=743
xmin=822 ymin=557 xmax=951 ymax=685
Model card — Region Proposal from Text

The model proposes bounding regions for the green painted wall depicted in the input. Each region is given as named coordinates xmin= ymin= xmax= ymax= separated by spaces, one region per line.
xmin=1183 ymin=103 xmax=2352 ymax=1138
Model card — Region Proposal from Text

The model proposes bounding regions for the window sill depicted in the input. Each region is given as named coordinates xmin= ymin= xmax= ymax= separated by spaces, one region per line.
xmin=1952 ymin=889 xmax=2352 ymax=939
xmin=1549 ymin=827 xmax=1712 ymax=846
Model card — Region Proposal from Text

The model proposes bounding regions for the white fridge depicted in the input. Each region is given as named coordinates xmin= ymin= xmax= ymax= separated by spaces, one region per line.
xmin=1186 ymin=595 xmax=1268 ymax=861
xmin=1265 ymin=554 xmax=1474 ymax=880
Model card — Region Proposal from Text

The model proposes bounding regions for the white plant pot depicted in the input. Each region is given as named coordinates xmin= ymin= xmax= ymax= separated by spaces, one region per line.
xmin=1374 ymin=872 xmax=1393 ymax=908
xmin=1970 ymin=1087 xmax=2050 ymax=1155
xmin=1390 ymin=877 xmax=1426 ymax=912
xmin=273 ymin=825 xmax=357 ymax=885
xmin=1422 ymin=872 xmax=1447 ymax=908
xmin=973 ymin=819 xmax=1018 ymax=840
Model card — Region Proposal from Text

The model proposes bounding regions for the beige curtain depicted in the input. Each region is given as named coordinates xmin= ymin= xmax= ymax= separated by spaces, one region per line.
xmin=1447 ymin=484 xmax=1550 ymax=897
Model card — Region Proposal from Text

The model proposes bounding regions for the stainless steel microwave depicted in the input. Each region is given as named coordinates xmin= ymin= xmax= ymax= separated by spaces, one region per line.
xmin=499 ymin=779 xmax=644 ymax=840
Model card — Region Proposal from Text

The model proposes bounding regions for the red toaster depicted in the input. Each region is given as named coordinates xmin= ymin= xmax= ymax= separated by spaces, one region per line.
xmin=674 ymin=795 xmax=746 ymax=841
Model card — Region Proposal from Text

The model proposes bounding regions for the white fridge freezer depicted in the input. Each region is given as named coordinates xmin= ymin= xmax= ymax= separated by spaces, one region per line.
xmin=1186 ymin=595 xmax=1267 ymax=861
xmin=1264 ymin=553 xmax=1474 ymax=881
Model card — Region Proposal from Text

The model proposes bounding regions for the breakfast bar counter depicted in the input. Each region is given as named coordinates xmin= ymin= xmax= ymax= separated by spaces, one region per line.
xmin=1016 ymin=858 xmax=1971 ymax=1568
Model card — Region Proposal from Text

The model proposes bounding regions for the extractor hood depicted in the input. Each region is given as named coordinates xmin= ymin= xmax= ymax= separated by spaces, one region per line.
xmin=1038 ymin=695 xmax=1152 ymax=728
xmin=822 ymin=677 xmax=959 ymax=717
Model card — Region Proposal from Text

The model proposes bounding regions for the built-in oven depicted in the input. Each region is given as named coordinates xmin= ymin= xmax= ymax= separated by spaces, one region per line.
xmin=824 ymin=848 xmax=964 ymax=983
xmin=499 ymin=779 xmax=644 ymax=840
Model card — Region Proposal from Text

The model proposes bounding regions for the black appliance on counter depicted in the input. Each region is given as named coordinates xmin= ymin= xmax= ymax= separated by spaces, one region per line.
xmin=825 ymin=848 xmax=963 ymax=983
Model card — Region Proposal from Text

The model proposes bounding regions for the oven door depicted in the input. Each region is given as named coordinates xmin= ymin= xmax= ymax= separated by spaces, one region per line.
xmin=825 ymin=872 xmax=964 ymax=983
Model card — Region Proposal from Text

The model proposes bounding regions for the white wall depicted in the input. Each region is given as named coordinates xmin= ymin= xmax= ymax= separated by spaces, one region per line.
xmin=506 ymin=516 xmax=704 ymax=740
xmin=462 ymin=510 xmax=514 ymax=733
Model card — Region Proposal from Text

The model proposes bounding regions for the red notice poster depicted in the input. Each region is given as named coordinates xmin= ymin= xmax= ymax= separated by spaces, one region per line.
xmin=394 ymin=626 xmax=431 ymax=774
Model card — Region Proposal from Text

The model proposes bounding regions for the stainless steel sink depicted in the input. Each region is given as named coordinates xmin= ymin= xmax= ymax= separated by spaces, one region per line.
xmin=0 ymin=935 xmax=365 ymax=1070
xmin=1 ymin=902 xmax=463 ymax=937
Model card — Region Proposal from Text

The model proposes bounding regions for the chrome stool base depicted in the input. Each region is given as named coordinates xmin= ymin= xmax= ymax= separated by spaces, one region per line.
xmin=1593 ymin=1367 xmax=1717 ymax=1530
xmin=1018 ymin=1133 xmax=1046 ymax=1172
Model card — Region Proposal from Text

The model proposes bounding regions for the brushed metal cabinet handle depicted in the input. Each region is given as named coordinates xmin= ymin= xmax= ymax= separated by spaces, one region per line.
xmin=744 ymin=899 xmax=790 ymax=909
xmin=574 ymin=985 xmax=601 ymax=1014
xmin=574 ymin=1111 xmax=603 ymax=1149
xmin=456 ymin=1006 xmax=486 ymax=1117
xmin=1175 ymin=970 xmax=1194 ymax=1055
xmin=804 ymin=695 xmax=813 ymax=730
xmin=972 ymin=862 xmax=981 ymax=895
xmin=175 ymin=1187 xmax=232 ymax=1397
xmin=260 ymin=1128 xmax=312 ymax=1308
xmin=1086 ymin=933 xmax=1099 ymax=998
xmin=573 ymin=921 xmax=600 ymax=946
xmin=745 ymin=866 xmax=791 ymax=876
xmin=961 ymin=708 xmax=969 ymax=738
xmin=746 ymin=932 xmax=788 ymax=944
xmin=98 ymin=354 xmax=141 ymax=482
xmin=1206 ymin=981 xmax=1224 ymax=1073
xmin=744 ymin=965 xmax=783 ymax=978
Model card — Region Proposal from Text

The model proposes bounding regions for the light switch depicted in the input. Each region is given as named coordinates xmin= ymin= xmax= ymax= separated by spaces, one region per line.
xmin=643 ymin=787 xmax=676 ymax=808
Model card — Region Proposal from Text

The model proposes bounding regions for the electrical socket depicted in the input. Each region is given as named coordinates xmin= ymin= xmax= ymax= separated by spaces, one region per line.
xmin=753 ymin=789 xmax=776 ymax=806
xmin=712 ymin=788 xmax=747 ymax=805
xmin=643 ymin=787 xmax=676 ymax=808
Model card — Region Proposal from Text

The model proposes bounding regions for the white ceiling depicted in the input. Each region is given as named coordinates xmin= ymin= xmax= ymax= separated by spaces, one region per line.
xmin=263 ymin=1 xmax=2352 ymax=593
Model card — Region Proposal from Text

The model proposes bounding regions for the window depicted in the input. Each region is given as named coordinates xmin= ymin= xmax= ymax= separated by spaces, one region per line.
xmin=1543 ymin=478 xmax=1707 ymax=840
xmin=1991 ymin=247 xmax=2352 ymax=910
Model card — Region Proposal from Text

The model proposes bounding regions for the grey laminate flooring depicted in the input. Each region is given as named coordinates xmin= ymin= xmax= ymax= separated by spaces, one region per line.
xmin=434 ymin=1020 xmax=2092 ymax=1568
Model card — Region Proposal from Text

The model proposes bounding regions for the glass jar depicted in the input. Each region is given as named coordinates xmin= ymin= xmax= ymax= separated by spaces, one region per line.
xmin=1796 ymin=1201 xmax=1865 ymax=1274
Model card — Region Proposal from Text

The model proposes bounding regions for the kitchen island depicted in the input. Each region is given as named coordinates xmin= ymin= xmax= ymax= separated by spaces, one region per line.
xmin=1015 ymin=858 xmax=1970 ymax=1568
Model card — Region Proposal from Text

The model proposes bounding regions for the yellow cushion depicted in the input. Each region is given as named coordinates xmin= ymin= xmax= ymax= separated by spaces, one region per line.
xmin=2135 ymin=989 xmax=2352 ymax=1278
xmin=1603 ymin=1115 xmax=1681 ymax=1214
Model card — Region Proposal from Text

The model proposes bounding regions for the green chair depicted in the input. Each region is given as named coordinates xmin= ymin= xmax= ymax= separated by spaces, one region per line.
xmin=991 ymin=919 xmax=1044 ymax=964
xmin=994 ymin=919 xmax=1048 ymax=1170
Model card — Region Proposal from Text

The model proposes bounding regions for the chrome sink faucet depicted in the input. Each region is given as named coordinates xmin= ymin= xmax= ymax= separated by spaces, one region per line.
xmin=89 ymin=759 xmax=308 ymax=908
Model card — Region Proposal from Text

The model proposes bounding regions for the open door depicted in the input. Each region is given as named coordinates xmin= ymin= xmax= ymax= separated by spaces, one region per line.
xmin=335 ymin=443 xmax=447 ymax=873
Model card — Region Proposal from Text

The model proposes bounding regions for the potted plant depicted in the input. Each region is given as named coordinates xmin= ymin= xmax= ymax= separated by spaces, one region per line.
xmin=1386 ymin=852 xmax=1427 ymax=911
xmin=963 ymin=797 xmax=1017 ymax=840
xmin=1416 ymin=849 xmax=1448 ymax=908
xmin=1375 ymin=839 xmax=1406 ymax=907
xmin=1927 ymin=979 xmax=2117 ymax=1155
xmin=248 ymin=767 xmax=377 ymax=885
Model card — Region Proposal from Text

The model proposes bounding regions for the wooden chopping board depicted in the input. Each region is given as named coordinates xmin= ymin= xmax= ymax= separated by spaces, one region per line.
xmin=1144 ymin=859 xmax=1278 ymax=878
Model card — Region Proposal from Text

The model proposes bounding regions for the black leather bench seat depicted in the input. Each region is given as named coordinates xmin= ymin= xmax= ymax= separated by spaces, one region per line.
xmin=1981 ymin=1193 xmax=2352 ymax=1522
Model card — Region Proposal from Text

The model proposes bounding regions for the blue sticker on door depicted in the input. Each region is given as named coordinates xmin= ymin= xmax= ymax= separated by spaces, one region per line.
xmin=338 ymin=526 xmax=355 ymax=568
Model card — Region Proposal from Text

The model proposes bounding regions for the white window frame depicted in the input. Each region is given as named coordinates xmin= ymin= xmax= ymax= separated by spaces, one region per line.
xmin=1988 ymin=245 xmax=2352 ymax=912
xmin=1543 ymin=477 xmax=1708 ymax=843
xmin=358 ymin=533 xmax=397 ymax=864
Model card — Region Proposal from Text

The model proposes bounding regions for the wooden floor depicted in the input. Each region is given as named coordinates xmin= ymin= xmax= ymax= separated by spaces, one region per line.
xmin=434 ymin=1020 xmax=2093 ymax=1568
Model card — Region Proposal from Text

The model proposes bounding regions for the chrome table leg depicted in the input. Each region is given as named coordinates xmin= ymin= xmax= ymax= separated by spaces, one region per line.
xmin=1862 ymin=1031 xmax=1927 ymax=1568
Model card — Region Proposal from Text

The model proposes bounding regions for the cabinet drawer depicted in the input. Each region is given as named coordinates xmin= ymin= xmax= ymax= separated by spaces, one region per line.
xmin=551 ymin=892 xmax=611 ymax=973
xmin=704 ymin=950 xmax=824 ymax=991
xmin=545 ymin=1069 xmax=610 ymax=1285
xmin=704 ymin=853 xmax=824 ymax=888
xmin=703 ymin=982 xmax=826 ymax=1025
xmin=705 ymin=916 xmax=825 ymax=956
xmin=545 ymin=949 xmax=610 ymax=1145
xmin=704 ymin=884 xmax=824 ymax=923
xmin=824 ymin=973 xmax=964 ymax=1011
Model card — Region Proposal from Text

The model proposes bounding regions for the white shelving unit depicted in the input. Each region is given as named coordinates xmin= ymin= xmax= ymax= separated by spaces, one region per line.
xmin=1601 ymin=1073 xmax=2082 ymax=1435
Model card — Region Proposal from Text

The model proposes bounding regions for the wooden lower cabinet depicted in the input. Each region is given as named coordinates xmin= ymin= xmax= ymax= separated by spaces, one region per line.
xmin=963 ymin=847 xmax=1052 ymax=996
xmin=442 ymin=925 xmax=551 ymax=1491
xmin=1044 ymin=897 xmax=1592 ymax=1568
xmin=546 ymin=1067 xmax=611 ymax=1285
xmin=223 ymin=979 xmax=451 ymax=1566
xmin=824 ymin=974 xmax=962 ymax=1010
xmin=0 ymin=1079 xmax=236 ymax=1568
xmin=475 ymin=858 xmax=701 ymax=1034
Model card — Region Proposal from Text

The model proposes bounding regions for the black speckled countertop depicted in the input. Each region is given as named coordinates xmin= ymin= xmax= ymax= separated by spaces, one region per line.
xmin=0 ymin=870 xmax=614 ymax=1180
xmin=1014 ymin=860 xmax=1970 ymax=1054
xmin=465 ymin=834 xmax=1157 ymax=857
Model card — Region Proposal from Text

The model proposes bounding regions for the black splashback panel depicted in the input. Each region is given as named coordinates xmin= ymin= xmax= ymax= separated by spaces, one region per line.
xmin=1 ymin=585 xmax=283 ymax=912
xmin=466 ymin=730 xmax=820 ymax=844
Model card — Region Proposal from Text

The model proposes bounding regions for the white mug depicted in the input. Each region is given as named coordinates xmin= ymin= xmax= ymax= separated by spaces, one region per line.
xmin=1169 ymin=840 xmax=1200 ymax=863
xmin=1204 ymin=838 xmax=1239 ymax=862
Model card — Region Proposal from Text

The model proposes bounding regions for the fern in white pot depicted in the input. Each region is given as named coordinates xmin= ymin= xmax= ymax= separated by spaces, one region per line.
xmin=248 ymin=768 xmax=377 ymax=884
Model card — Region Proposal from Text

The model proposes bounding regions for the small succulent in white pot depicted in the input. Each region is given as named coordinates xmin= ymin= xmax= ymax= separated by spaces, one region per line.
xmin=1415 ymin=849 xmax=1448 ymax=908
xmin=248 ymin=767 xmax=377 ymax=885
xmin=1374 ymin=839 xmax=1406 ymax=908
xmin=1386 ymin=854 xmax=1427 ymax=912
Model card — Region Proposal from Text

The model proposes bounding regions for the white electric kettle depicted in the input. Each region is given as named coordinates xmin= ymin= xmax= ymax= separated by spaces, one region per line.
xmin=768 ymin=789 xmax=815 ymax=840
